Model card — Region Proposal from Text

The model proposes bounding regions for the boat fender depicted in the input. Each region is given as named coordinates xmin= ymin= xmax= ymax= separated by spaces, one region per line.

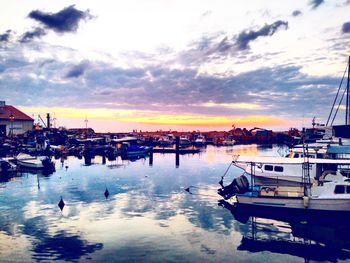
xmin=264 ymin=187 xmax=270 ymax=193
xmin=303 ymin=196 xmax=309 ymax=208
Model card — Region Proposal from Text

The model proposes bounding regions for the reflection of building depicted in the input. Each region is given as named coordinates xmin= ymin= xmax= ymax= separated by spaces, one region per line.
xmin=0 ymin=101 xmax=34 ymax=136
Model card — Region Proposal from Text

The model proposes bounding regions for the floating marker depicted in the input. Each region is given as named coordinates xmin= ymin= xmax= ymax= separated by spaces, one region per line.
xmin=184 ymin=187 xmax=190 ymax=193
xmin=58 ymin=197 xmax=65 ymax=211
xmin=104 ymin=188 xmax=110 ymax=199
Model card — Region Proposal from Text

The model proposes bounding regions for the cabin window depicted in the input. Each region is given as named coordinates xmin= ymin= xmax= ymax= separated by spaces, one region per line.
xmin=274 ymin=166 xmax=284 ymax=172
xmin=294 ymin=153 xmax=299 ymax=158
xmin=334 ymin=185 xmax=345 ymax=194
xmin=264 ymin=165 xmax=273 ymax=171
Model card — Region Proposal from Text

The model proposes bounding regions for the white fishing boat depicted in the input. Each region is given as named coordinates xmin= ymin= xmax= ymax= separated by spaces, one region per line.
xmin=233 ymin=176 xmax=350 ymax=212
xmin=16 ymin=153 xmax=54 ymax=169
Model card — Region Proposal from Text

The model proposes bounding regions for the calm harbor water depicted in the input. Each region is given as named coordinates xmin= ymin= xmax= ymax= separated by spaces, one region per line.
xmin=1 ymin=145 xmax=350 ymax=262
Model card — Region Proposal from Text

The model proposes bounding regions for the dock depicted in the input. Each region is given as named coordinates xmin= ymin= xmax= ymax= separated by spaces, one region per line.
xmin=152 ymin=147 xmax=200 ymax=154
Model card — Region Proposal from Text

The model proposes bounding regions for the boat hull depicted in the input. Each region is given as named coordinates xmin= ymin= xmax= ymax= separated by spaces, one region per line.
xmin=16 ymin=159 xmax=44 ymax=169
xmin=236 ymin=194 xmax=350 ymax=212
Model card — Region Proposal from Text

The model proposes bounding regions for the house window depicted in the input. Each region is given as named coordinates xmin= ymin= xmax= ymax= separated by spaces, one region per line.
xmin=274 ymin=166 xmax=284 ymax=172
xmin=264 ymin=165 xmax=273 ymax=171
xmin=334 ymin=185 xmax=345 ymax=194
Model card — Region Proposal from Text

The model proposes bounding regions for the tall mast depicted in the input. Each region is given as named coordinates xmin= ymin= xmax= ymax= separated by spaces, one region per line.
xmin=346 ymin=56 xmax=350 ymax=125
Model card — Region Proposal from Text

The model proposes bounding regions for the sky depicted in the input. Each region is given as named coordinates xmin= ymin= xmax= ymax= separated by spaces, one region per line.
xmin=1 ymin=0 xmax=350 ymax=132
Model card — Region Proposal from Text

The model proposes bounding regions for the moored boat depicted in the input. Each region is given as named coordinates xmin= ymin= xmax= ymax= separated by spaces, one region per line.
xmin=234 ymin=176 xmax=350 ymax=212
xmin=16 ymin=153 xmax=55 ymax=169
xmin=232 ymin=154 xmax=350 ymax=186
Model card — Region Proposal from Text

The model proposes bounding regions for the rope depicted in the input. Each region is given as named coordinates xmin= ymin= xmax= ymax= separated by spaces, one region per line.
xmin=183 ymin=186 xmax=218 ymax=197
xmin=218 ymin=161 xmax=233 ymax=187
xmin=327 ymin=63 xmax=348 ymax=125
xmin=331 ymin=81 xmax=348 ymax=125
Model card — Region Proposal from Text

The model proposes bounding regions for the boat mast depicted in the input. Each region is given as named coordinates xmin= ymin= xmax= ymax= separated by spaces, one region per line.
xmin=346 ymin=56 xmax=350 ymax=125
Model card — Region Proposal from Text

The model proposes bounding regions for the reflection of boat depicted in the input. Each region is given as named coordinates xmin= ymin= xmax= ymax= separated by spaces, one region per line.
xmin=219 ymin=199 xmax=350 ymax=262
xmin=16 ymin=153 xmax=54 ymax=169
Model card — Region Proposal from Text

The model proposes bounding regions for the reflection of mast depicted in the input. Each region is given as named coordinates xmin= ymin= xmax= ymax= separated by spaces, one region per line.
xmin=52 ymin=114 xmax=57 ymax=128
xmin=84 ymin=116 xmax=88 ymax=137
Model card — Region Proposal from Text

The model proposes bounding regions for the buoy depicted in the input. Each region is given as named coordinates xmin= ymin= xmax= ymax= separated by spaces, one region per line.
xmin=303 ymin=196 xmax=309 ymax=208
xmin=104 ymin=188 xmax=110 ymax=199
xmin=58 ymin=197 xmax=65 ymax=211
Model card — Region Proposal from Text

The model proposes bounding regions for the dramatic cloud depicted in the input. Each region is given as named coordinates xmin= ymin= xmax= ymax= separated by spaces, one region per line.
xmin=292 ymin=10 xmax=302 ymax=17
xmin=342 ymin=22 xmax=350 ymax=33
xmin=309 ymin=0 xmax=324 ymax=9
xmin=28 ymin=5 xmax=91 ymax=33
xmin=19 ymin=27 xmax=47 ymax=43
xmin=65 ymin=61 xmax=90 ymax=78
xmin=0 ymin=30 xmax=12 ymax=42
xmin=0 ymin=49 xmax=339 ymax=122
xmin=235 ymin=20 xmax=288 ymax=50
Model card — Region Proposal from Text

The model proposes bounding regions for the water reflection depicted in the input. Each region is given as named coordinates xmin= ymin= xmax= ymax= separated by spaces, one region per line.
xmin=219 ymin=200 xmax=350 ymax=262
xmin=1 ymin=145 xmax=347 ymax=262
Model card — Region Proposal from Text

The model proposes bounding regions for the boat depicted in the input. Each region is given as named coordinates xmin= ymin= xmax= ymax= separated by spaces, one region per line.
xmin=157 ymin=135 xmax=175 ymax=147
xmin=234 ymin=176 xmax=350 ymax=212
xmin=16 ymin=153 xmax=55 ymax=169
xmin=179 ymin=136 xmax=192 ymax=148
xmin=232 ymin=154 xmax=350 ymax=186
xmin=219 ymin=170 xmax=350 ymax=213
xmin=222 ymin=138 xmax=235 ymax=146
xmin=194 ymin=134 xmax=206 ymax=146
xmin=0 ymin=158 xmax=17 ymax=173
xmin=121 ymin=143 xmax=152 ymax=158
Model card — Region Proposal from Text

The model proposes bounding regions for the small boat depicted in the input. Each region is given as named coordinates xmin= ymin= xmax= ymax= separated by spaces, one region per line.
xmin=16 ymin=153 xmax=54 ymax=169
xmin=179 ymin=136 xmax=192 ymax=148
xmin=126 ymin=145 xmax=151 ymax=157
xmin=194 ymin=134 xmax=206 ymax=146
xmin=158 ymin=135 xmax=175 ymax=147
xmin=120 ymin=143 xmax=151 ymax=158
xmin=232 ymin=175 xmax=350 ymax=212
xmin=222 ymin=139 xmax=235 ymax=146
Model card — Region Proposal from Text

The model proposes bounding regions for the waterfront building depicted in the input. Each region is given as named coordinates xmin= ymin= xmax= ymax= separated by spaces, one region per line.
xmin=0 ymin=101 xmax=33 ymax=136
